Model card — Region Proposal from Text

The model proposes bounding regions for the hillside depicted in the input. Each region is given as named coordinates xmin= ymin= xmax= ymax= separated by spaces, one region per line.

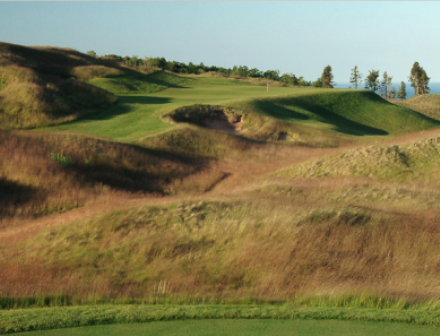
xmin=392 ymin=94 xmax=440 ymax=120
xmin=3 ymin=41 xmax=440 ymax=310
xmin=0 ymin=130 xmax=214 ymax=220
xmin=226 ymin=91 xmax=440 ymax=137
xmin=278 ymin=135 xmax=440 ymax=182
xmin=0 ymin=42 xmax=125 ymax=128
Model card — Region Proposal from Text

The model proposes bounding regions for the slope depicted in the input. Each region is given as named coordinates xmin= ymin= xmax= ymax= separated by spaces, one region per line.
xmin=0 ymin=42 xmax=127 ymax=129
xmin=226 ymin=90 xmax=440 ymax=137
xmin=392 ymin=94 xmax=440 ymax=120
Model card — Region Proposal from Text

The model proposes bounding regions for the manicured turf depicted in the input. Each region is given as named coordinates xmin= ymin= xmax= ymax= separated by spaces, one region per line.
xmin=14 ymin=319 xmax=440 ymax=336
xmin=46 ymin=76 xmax=439 ymax=143
xmin=46 ymin=85 xmax=318 ymax=141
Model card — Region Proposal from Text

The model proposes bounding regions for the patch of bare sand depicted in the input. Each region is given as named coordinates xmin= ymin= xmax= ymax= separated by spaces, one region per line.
xmin=205 ymin=111 xmax=243 ymax=134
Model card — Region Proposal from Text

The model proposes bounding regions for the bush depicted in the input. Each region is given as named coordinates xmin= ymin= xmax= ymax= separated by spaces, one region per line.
xmin=51 ymin=152 xmax=74 ymax=167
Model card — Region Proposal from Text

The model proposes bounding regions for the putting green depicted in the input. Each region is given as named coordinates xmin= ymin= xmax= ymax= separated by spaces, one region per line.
xmin=16 ymin=319 xmax=440 ymax=336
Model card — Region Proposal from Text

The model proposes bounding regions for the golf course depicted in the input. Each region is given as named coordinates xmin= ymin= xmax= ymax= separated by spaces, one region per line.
xmin=2 ymin=41 xmax=440 ymax=335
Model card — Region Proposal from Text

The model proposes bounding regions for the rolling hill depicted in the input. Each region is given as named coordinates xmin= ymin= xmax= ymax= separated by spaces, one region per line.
xmin=3 ymin=41 xmax=440 ymax=318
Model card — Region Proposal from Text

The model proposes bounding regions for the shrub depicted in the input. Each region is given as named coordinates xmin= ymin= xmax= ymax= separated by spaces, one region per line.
xmin=51 ymin=152 xmax=74 ymax=167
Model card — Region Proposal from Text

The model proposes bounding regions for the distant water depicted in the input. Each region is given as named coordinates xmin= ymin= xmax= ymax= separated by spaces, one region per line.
xmin=335 ymin=83 xmax=440 ymax=99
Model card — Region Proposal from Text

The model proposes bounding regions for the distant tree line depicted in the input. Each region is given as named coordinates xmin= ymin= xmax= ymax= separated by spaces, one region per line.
xmin=88 ymin=51 xmax=431 ymax=99
xmin=90 ymin=53 xmax=314 ymax=86
xmin=347 ymin=62 xmax=431 ymax=100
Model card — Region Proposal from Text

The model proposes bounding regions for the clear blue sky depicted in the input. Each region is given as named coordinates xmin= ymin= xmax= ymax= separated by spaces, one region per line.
xmin=1 ymin=1 xmax=439 ymax=84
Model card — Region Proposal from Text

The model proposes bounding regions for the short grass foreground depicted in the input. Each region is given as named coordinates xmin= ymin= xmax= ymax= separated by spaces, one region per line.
xmin=2 ymin=305 xmax=440 ymax=335
xmin=14 ymin=319 xmax=440 ymax=336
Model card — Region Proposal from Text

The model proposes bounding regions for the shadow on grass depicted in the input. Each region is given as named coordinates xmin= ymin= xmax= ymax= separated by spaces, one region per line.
xmin=68 ymin=143 xmax=213 ymax=194
xmin=253 ymin=99 xmax=388 ymax=136
xmin=0 ymin=178 xmax=42 ymax=217
xmin=142 ymin=71 xmax=195 ymax=89
xmin=118 ymin=96 xmax=172 ymax=105
xmin=58 ymin=96 xmax=172 ymax=124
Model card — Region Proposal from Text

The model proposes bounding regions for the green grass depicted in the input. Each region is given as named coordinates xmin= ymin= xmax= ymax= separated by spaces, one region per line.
xmin=45 ymin=78 xmax=439 ymax=145
xmin=2 ymin=305 xmax=440 ymax=335
xmin=228 ymin=90 xmax=440 ymax=136
xmin=46 ymin=84 xmax=313 ymax=142
xmin=13 ymin=319 xmax=440 ymax=336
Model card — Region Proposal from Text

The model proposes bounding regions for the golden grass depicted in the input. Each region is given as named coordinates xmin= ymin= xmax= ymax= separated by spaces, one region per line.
xmin=2 ymin=130 xmax=440 ymax=303
xmin=390 ymin=95 xmax=440 ymax=120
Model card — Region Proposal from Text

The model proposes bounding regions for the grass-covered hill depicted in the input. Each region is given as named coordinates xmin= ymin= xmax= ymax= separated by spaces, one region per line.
xmin=159 ymin=90 xmax=440 ymax=148
xmin=0 ymin=130 xmax=214 ymax=219
xmin=0 ymin=42 xmax=125 ymax=129
xmin=4 ymin=41 xmax=440 ymax=321
xmin=226 ymin=91 xmax=440 ymax=137
xmin=392 ymin=94 xmax=440 ymax=120
xmin=277 ymin=135 xmax=440 ymax=182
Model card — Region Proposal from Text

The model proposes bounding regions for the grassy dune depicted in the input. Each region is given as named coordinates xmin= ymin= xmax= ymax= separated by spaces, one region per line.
xmin=392 ymin=94 xmax=440 ymax=120
xmin=277 ymin=135 xmax=440 ymax=181
xmin=0 ymin=130 xmax=211 ymax=220
xmin=0 ymin=42 xmax=123 ymax=129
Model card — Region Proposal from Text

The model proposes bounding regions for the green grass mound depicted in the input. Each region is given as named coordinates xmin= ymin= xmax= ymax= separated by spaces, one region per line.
xmin=278 ymin=136 xmax=440 ymax=181
xmin=230 ymin=91 xmax=440 ymax=136
xmin=0 ymin=42 xmax=120 ymax=129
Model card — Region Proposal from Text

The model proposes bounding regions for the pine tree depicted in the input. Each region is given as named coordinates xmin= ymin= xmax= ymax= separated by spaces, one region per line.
xmin=349 ymin=66 xmax=362 ymax=89
xmin=380 ymin=72 xmax=388 ymax=97
xmin=396 ymin=81 xmax=407 ymax=100
xmin=380 ymin=72 xmax=393 ymax=98
xmin=388 ymin=86 xmax=396 ymax=99
xmin=321 ymin=65 xmax=334 ymax=88
xmin=409 ymin=62 xmax=430 ymax=95
xmin=409 ymin=62 xmax=422 ymax=95
xmin=419 ymin=69 xmax=430 ymax=94
xmin=365 ymin=70 xmax=380 ymax=93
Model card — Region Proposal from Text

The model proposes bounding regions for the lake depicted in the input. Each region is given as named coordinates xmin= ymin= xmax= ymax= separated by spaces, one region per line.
xmin=335 ymin=82 xmax=440 ymax=99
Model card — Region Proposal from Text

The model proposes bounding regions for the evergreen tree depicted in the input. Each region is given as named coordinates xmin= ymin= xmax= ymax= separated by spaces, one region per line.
xmin=409 ymin=62 xmax=430 ymax=95
xmin=409 ymin=62 xmax=422 ymax=95
xmin=349 ymin=66 xmax=362 ymax=89
xmin=380 ymin=72 xmax=393 ymax=98
xmin=419 ymin=69 xmax=430 ymax=94
xmin=312 ymin=77 xmax=323 ymax=87
xmin=396 ymin=81 xmax=407 ymax=100
xmin=365 ymin=70 xmax=380 ymax=93
xmin=321 ymin=65 xmax=334 ymax=88
xmin=388 ymin=86 xmax=396 ymax=99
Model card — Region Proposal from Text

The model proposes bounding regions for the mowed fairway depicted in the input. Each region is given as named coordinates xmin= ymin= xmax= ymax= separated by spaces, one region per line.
xmin=15 ymin=320 xmax=440 ymax=336
xmin=46 ymin=84 xmax=323 ymax=141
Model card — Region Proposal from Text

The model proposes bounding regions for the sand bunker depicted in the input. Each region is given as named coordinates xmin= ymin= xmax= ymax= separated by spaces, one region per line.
xmin=205 ymin=111 xmax=243 ymax=134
